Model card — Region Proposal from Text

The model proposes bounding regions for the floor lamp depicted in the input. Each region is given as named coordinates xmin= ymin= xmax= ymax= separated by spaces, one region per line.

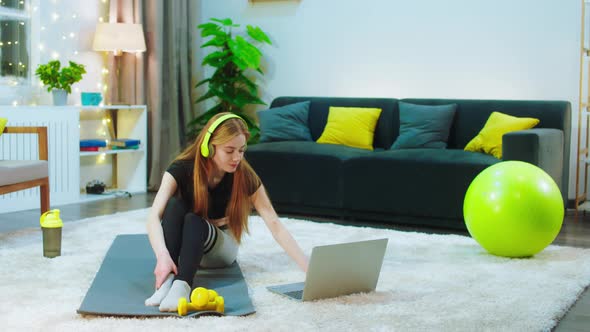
xmin=92 ymin=23 xmax=146 ymax=189
xmin=92 ymin=23 xmax=146 ymax=105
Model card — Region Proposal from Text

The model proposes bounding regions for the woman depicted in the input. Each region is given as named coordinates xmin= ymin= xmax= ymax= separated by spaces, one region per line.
xmin=145 ymin=112 xmax=309 ymax=312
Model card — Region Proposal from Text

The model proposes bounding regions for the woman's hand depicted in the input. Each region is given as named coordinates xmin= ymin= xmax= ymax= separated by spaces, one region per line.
xmin=154 ymin=252 xmax=178 ymax=289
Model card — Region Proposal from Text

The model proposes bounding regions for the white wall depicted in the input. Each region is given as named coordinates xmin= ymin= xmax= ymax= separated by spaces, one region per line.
xmin=196 ymin=0 xmax=582 ymax=200
xmin=34 ymin=0 xmax=109 ymax=105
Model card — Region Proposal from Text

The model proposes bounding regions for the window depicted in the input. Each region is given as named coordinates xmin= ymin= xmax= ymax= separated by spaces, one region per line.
xmin=0 ymin=0 xmax=29 ymax=87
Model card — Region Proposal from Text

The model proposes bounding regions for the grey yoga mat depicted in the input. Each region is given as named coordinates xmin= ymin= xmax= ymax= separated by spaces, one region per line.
xmin=77 ymin=234 xmax=255 ymax=317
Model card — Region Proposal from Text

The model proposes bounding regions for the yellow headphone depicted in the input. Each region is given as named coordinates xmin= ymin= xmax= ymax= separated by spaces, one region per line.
xmin=200 ymin=113 xmax=245 ymax=158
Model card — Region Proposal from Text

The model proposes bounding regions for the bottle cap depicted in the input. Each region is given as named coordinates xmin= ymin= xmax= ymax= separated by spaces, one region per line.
xmin=40 ymin=209 xmax=63 ymax=228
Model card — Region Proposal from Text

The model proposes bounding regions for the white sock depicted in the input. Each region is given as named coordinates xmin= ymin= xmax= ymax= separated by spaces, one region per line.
xmin=159 ymin=280 xmax=191 ymax=312
xmin=144 ymin=273 xmax=174 ymax=306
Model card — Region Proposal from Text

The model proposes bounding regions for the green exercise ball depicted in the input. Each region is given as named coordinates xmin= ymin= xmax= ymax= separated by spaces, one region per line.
xmin=463 ymin=161 xmax=564 ymax=258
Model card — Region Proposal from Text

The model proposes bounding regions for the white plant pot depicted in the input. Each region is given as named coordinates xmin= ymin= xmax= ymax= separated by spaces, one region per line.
xmin=52 ymin=89 xmax=68 ymax=106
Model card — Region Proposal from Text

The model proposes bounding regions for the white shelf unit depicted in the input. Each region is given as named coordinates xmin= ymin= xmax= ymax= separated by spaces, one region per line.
xmin=0 ymin=105 xmax=147 ymax=213
xmin=79 ymin=105 xmax=147 ymax=196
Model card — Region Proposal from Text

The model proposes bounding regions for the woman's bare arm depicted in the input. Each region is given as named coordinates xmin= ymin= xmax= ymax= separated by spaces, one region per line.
xmin=146 ymin=172 xmax=179 ymax=287
xmin=251 ymin=185 xmax=309 ymax=272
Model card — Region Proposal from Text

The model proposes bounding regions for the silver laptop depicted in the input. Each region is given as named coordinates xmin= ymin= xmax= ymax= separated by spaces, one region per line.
xmin=267 ymin=238 xmax=388 ymax=301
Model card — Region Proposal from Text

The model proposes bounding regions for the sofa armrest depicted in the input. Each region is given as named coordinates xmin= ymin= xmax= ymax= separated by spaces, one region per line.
xmin=502 ymin=128 xmax=565 ymax=202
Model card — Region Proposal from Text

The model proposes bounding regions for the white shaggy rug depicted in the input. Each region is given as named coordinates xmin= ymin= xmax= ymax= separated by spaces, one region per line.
xmin=1 ymin=208 xmax=589 ymax=332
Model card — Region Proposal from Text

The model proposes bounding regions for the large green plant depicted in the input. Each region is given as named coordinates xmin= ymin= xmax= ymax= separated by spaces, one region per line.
xmin=189 ymin=18 xmax=272 ymax=142
xmin=35 ymin=60 xmax=86 ymax=94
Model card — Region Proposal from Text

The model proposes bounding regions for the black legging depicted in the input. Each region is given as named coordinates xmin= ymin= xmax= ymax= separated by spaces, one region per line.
xmin=161 ymin=197 xmax=216 ymax=284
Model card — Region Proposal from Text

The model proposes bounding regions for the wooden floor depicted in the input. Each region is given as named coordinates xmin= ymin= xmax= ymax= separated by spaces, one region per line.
xmin=0 ymin=193 xmax=588 ymax=331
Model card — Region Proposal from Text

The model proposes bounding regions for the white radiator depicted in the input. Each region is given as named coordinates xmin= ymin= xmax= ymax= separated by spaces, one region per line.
xmin=0 ymin=107 xmax=80 ymax=213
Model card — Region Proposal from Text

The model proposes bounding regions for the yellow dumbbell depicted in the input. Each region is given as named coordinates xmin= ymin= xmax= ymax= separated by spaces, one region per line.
xmin=177 ymin=287 xmax=225 ymax=316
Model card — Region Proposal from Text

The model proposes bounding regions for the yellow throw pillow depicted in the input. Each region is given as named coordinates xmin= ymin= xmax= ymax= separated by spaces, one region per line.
xmin=464 ymin=112 xmax=539 ymax=159
xmin=317 ymin=107 xmax=382 ymax=150
xmin=0 ymin=117 xmax=7 ymax=138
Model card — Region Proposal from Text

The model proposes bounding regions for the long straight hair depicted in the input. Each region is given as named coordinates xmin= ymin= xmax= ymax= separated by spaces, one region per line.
xmin=174 ymin=113 xmax=259 ymax=243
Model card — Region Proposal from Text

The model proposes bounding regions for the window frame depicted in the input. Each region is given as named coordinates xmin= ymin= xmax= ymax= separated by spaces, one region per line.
xmin=0 ymin=0 xmax=40 ymax=105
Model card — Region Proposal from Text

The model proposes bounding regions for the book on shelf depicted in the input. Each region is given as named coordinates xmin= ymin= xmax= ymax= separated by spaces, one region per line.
xmin=109 ymin=138 xmax=141 ymax=148
xmin=80 ymin=139 xmax=108 ymax=148
xmin=111 ymin=145 xmax=140 ymax=150
xmin=80 ymin=147 xmax=109 ymax=152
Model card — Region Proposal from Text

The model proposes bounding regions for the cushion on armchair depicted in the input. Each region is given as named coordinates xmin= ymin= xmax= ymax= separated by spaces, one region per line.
xmin=0 ymin=117 xmax=7 ymax=137
xmin=0 ymin=160 xmax=49 ymax=186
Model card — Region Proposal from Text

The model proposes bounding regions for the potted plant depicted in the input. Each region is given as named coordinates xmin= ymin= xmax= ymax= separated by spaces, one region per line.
xmin=189 ymin=18 xmax=272 ymax=142
xmin=35 ymin=60 xmax=86 ymax=106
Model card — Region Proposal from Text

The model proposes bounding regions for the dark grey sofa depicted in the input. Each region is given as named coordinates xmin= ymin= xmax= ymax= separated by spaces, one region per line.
xmin=245 ymin=97 xmax=571 ymax=229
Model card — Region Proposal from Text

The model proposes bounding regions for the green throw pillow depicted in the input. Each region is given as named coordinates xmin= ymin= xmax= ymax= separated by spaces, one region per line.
xmin=257 ymin=101 xmax=313 ymax=143
xmin=391 ymin=102 xmax=457 ymax=149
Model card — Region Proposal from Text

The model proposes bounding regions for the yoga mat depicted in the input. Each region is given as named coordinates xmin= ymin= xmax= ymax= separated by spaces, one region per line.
xmin=77 ymin=234 xmax=255 ymax=317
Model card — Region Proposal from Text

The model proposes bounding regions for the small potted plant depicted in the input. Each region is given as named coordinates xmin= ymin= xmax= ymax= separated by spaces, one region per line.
xmin=35 ymin=60 xmax=87 ymax=106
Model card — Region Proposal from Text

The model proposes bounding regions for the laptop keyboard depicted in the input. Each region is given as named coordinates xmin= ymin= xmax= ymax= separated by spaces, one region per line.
xmin=284 ymin=290 xmax=303 ymax=299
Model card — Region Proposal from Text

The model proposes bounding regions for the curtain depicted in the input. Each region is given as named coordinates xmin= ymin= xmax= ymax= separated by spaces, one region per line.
xmin=109 ymin=0 xmax=198 ymax=190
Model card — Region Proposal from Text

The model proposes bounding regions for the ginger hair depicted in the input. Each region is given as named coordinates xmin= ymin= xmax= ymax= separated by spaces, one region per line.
xmin=174 ymin=112 xmax=259 ymax=243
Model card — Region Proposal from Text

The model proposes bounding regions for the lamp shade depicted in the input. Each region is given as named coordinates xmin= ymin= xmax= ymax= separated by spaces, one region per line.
xmin=92 ymin=23 xmax=146 ymax=54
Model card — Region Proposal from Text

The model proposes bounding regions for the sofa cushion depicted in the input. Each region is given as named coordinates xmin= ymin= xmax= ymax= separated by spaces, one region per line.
xmin=246 ymin=141 xmax=371 ymax=209
xmin=0 ymin=160 xmax=49 ymax=186
xmin=391 ymin=102 xmax=457 ymax=149
xmin=269 ymin=97 xmax=399 ymax=149
xmin=464 ymin=112 xmax=539 ymax=159
xmin=257 ymin=101 xmax=313 ymax=143
xmin=342 ymin=149 xmax=499 ymax=222
xmin=317 ymin=107 xmax=382 ymax=150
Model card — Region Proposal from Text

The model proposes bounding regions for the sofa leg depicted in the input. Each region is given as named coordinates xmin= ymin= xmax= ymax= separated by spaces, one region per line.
xmin=40 ymin=179 xmax=50 ymax=215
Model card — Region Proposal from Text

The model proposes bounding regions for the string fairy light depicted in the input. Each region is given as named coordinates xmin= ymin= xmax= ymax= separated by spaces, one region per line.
xmin=32 ymin=0 xmax=111 ymax=106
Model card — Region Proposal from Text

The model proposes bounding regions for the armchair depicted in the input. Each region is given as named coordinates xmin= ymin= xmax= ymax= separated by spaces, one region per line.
xmin=0 ymin=126 xmax=50 ymax=214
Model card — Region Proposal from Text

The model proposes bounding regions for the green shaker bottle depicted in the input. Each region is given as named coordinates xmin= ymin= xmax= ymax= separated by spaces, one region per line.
xmin=40 ymin=209 xmax=63 ymax=258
